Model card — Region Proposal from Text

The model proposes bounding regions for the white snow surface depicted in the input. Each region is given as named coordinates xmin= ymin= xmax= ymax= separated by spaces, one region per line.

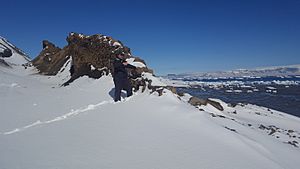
xmin=112 ymin=41 xmax=122 ymax=47
xmin=1 ymin=65 xmax=300 ymax=169
xmin=126 ymin=57 xmax=146 ymax=68
xmin=142 ymin=72 xmax=167 ymax=87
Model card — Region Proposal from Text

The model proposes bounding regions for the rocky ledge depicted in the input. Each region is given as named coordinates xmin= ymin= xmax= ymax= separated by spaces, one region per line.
xmin=32 ymin=32 xmax=153 ymax=86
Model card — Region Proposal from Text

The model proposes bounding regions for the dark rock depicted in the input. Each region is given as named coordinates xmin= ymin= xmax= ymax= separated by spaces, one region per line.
xmin=269 ymin=128 xmax=276 ymax=135
xmin=228 ymin=103 xmax=237 ymax=107
xmin=188 ymin=96 xmax=224 ymax=111
xmin=0 ymin=58 xmax=11 ymax=67
xmin=207 ymin=99 xmax=224 ymax=111
xmin=188 ymin=97 xmax=207 ymax=106
xmin=177 ymin=92 xmax=185 ymax=97
xmin=210 ymin=113 xmax=217 ymax=117
xmin=217 ymin=115 xmax=226 ymax=118
xmin=286 ymin=141 xmax=299 ymax=148
xmin=259 ymin=124 xmax=267 ymax=130
xmin=225 ymin=126 xmax=237 ymax=132
xmin=0 ymin=48 xmax=12 ymax=58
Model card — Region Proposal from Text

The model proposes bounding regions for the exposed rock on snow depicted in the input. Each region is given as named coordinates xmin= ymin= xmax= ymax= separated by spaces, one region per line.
xmin=31 ymin=40 xmax=63 ymax=75
xmin=188 ymin=96 xmax=224 ymax=111
xmin=0 ymin=58 xmax=11 ymax=67
xmin=0 ymin=36 xmax=30 ymax=66
xmin=32 ymin=32 xmax=154 ymax=87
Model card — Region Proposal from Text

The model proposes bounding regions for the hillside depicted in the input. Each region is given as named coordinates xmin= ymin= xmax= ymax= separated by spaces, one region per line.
xmin=0 ymin=34 xmax=300 ymax=169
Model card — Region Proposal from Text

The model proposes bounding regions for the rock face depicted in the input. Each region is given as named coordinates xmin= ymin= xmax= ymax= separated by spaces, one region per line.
xmin=31 ymin=40 xmax=63 ymax=75
xmin=0 ymin=48 xmax=12 ymax=58
xmin=32 ymin=32 xmax=153 ymax=85
xmin=188 ymin=96 xmax=224 ymax=111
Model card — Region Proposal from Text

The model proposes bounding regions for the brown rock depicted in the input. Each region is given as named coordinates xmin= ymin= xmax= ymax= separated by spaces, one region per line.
xmin=188 ymin=97 xmax=207 ymax=106
xmin=32 ymin=32 xmax=153 ymax=86
xmin=188 ymin=96 xmax=224 ymax=111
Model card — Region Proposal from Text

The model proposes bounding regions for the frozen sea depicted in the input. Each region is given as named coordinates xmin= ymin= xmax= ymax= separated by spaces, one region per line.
xmin=176 ymin=76 xmax=300 ymax=117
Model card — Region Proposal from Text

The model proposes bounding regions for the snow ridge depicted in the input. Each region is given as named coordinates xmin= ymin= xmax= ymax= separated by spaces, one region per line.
xmin=0 ymin=36 xmax=31 ymax=65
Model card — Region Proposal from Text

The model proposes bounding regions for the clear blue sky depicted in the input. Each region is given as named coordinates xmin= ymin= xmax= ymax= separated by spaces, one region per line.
xmin=2 ymin=0 xmax=300 ymax=75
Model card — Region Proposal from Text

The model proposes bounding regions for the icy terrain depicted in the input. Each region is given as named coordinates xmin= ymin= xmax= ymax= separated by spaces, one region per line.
xmin=1 ymin=63 xmax=300 ymax=169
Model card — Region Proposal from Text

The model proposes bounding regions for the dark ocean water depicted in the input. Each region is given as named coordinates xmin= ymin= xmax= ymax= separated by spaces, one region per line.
xmin=177 ymin=84 xmax=300 ymax=118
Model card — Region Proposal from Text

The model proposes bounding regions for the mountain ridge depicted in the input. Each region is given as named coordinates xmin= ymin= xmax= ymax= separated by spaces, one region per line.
xmin=166 ymin=64 xmax=300 ymax=79
xmin=0 ymin=36 xmax=30 ymax=66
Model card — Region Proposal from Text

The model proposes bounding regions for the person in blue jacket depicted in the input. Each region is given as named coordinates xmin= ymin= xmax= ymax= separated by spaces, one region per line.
xmin=113 ymin=52 xmax=136 ymax=102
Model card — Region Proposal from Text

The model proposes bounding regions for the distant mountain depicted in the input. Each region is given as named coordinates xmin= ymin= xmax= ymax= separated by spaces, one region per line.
xmin=0 ymin=36 xmax=30 ymax=66
xmin=166 ymin=64 xmax=300 ymax=79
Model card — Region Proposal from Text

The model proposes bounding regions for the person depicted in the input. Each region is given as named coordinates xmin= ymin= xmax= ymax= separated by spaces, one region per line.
xmin=113 ymin=52 xmax=136 ymax=102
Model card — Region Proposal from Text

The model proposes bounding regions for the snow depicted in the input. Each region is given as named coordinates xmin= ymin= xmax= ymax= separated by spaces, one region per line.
xmin=90 ymin=64 xmax=96 ymax=71
xmin=112 ymin=41 xmax=122 ymax=47
xmin=78 ymin=34 xmax=84 ymax=38
xmin=49 ymin=56 xmax=72 ymax=84
xmin=266 ymin=86 xmax=277 ymax=90
xmin=126 ymin=58 xmax=146 ymax=68
xmin=1 ymin=64 xmax=300 ymax=169
xmin=142 ymin=72 xmax=167 ymax=86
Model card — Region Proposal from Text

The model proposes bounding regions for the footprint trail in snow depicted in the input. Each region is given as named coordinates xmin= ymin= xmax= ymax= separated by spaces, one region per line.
xmin=2 ymin=100 xmax=116 ymax=135
xmin=1 ymin=94 xmax=137 ymax=135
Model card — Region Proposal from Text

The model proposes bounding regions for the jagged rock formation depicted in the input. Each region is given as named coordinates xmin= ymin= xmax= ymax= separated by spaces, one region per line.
xmin=32 ymin=32 xmax=153 ymax=86
xmin=188 ymin=96 xmax=224 ymax=111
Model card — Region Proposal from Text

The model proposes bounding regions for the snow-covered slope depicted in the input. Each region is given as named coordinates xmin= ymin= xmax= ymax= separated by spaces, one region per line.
xmin=167 ymin=64 xmax=300 ymax=79
xmin=0 ymin=36 xmax=30 ymax=65
xmin=1 ymin=65 xmax=300 ymax=169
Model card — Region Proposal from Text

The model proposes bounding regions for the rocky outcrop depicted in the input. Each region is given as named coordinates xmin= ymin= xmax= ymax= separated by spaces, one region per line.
xmin=188 ymin=96 xmax=224 ymax=111
xmin=32 ymin=32 xmax=153 ymax=86
xmin=0 ymin=48 xmax=12 ymax=58
xmin=31 ymin=40 xmax=63 ymax=75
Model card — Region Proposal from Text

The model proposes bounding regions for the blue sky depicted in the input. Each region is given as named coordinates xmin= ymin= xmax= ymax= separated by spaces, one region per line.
xmin=2 ymin=0 xmax=300 ymax=75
